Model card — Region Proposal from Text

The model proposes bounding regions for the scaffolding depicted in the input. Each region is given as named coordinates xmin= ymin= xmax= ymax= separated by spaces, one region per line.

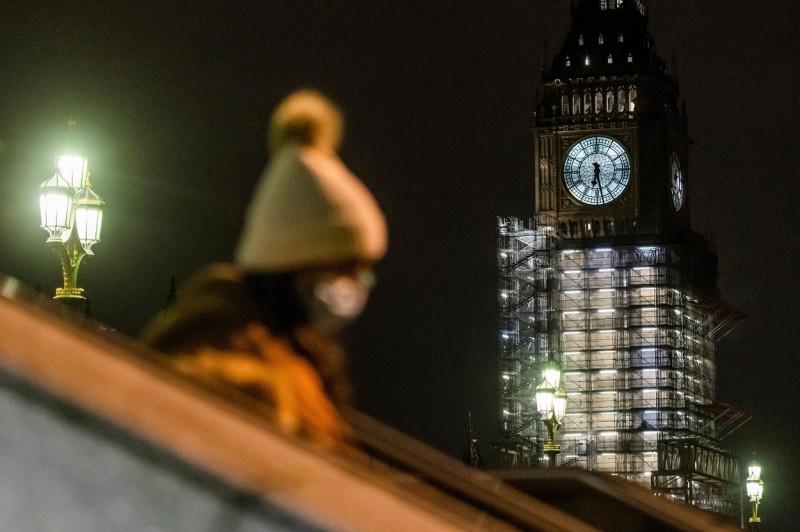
xmin=496 ymin=216 xmax=742 ymax=517
xmin=651 ymin=439 xmax=740 ymax=516
xmin=497 ymin=215 xmax=558 ymax=469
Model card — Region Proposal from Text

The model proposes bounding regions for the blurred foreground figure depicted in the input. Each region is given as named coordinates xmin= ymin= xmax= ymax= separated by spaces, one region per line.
xmin=141 ymin=90 xmax=387 ymax=447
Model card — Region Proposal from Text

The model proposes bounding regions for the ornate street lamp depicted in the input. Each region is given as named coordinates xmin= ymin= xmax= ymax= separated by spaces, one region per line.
xmin=536 ymin=353 xmax=566 ymax=468
xmin=38 ymin=128 xmax=105 ymax=311
xmin=746 ymin=458 xmax=764 ymax=526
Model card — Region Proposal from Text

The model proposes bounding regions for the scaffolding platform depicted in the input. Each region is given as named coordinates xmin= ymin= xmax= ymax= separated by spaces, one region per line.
xmin=496 ymin=216 xmax=744 ymax=519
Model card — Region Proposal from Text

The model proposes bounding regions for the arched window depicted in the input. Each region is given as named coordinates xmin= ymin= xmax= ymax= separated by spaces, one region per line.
xmin=573 ymin=93 xmax=581 ymax=115
xmin=585 ymin=55 xmax=590 ymax=66
xmin=561 ymin=94 xmax=570 ymax=115
xmin=599 ymin=34 xmax=604 ymax=44
xmin=606 ymin=90 xmax=614 ymax=112
xmin=583 ymin=92 xmax=592 ymax=113
xmin=608 ymin=54 xmax=613 ymax=64
xmin=617 ymin=88 xmax=627 ymax=112
xmin=629 ymin=87 xmax=637 ymax=111
xmin=595 ymin=91 xmax=603 ymax=113
xmin=627 ymin=53 xmax=633 ymax=63
xmin=579 ymin=35 xmax=584 ymax=46
xmin=618 ymin=33 xmax=624 ymax=43
xmin=565 ymin=56 xmax=571 ymax=67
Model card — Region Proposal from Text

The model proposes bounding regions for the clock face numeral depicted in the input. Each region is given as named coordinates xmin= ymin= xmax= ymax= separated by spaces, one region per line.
xmin=671 ymin=153 xmax=684 ymax=211
xmin=563 ymin=136 xmax=630 ymax=205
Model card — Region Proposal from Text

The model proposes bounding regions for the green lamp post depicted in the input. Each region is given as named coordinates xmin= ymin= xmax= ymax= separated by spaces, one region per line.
xmin=535 ymin=354 xmax=566 ymax=468
xmin=39 ymin=131 xmax=104 ymax=311
xmin=746 ymin=458 xmax=764 ymax=527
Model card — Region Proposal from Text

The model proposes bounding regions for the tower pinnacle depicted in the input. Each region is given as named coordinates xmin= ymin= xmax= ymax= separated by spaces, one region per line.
xmin=570 ymin=0 xmax=647 ymax=17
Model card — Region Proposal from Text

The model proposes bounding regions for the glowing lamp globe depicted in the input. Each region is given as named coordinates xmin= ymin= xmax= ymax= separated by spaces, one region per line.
xmin=57 ymin=153 xmax=88 ymax=190
xmin=746 ymin=477 xmax=764 ymax=501
xmin=536 ymin=382 xmax=555 ymax=419
xmin=39 ymin=172 xmax=74 ymax=242
xmin=542 ymin=356 xmax=562 ymax=388
xmin=748 ymin=463 xmax=762 ymax=481
xmin=553 ymin=390 xmax=567 ymax=420
xmin=74 ymin=185 xmax=104 ymax=252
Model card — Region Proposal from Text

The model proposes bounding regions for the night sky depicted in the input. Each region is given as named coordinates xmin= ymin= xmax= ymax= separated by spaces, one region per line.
xmin=0 ymin=1 xmax=797 ymax=528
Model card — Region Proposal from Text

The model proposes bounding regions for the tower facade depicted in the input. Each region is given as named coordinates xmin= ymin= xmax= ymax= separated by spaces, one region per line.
xmin=497 ymin=0 xmax=741 ymax=516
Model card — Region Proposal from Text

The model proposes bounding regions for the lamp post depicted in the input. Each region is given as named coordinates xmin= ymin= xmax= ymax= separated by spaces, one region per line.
xmin=38 ymin=127 xmax=104 ymax=312
xmin=745 ymin=458 xmax=764 ymax=528
xmin=535 ymin=353 xmax=566 ymax=468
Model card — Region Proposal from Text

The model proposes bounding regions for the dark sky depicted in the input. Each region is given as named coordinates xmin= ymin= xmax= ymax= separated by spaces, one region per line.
xmin=0 ymin=1 xmax=797 ymax=528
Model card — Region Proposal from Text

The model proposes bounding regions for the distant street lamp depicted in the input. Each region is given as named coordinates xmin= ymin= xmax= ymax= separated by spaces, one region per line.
xmin=745 ymin=458 xmax=764 ymax=527
xmin=536 ymin=353 xmax=566 ymax=468
xmin=38 ymin=125 xmax=104 ymax=311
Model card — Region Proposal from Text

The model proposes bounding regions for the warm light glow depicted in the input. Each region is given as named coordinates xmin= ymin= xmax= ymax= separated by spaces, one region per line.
xmin=57 ymin=154 xmax=88 ymax=189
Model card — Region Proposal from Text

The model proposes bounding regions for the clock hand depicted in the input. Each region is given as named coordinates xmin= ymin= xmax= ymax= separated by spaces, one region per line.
xmin=592 ymin=162 xmax=603 ymax=198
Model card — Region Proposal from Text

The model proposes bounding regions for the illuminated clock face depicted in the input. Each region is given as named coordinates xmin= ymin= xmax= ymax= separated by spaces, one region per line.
xmin=671 ymin=153 xmax=684 ymax=211
xmin=563 ymin=136 xmax=630 ymax=205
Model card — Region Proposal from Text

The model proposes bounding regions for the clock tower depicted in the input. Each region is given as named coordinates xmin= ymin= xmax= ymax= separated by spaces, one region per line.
xmin=534 ymin=0 xmax=690 ymax=238
xmin=497 ymin=0 xmax=743 ymax=517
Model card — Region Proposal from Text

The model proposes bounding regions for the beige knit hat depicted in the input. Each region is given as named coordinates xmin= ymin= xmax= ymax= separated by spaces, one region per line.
xmin=235 ymin=90 xmax=388 ymax=272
